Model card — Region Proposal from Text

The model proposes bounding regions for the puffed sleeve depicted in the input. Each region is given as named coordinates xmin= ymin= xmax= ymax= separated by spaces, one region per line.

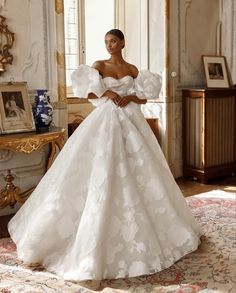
xmin=132 ymin=70 xmax=162 ymax=100
xmin=71 ymin=65 xmax=107 ymax=98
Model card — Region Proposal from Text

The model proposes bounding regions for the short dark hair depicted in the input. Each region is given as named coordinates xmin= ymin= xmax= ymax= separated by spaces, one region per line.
xmin=105 ymin=29 xmax=125 ymax=48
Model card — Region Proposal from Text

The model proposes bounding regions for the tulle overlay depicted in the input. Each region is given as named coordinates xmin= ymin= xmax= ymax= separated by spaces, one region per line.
xmin=8 ymin=66 xmax=202 ymax=281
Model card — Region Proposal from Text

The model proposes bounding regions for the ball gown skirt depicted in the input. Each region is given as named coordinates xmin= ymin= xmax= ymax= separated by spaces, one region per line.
xmin=8 ymin=66 xmax=202 ymax=281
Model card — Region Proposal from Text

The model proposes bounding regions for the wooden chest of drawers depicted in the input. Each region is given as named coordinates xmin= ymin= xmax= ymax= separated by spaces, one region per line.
xmin=182 ymin=88 xmax=236 ymax=183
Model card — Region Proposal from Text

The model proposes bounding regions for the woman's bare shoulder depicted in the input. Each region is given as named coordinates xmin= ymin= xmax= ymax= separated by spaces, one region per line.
xmin=91 ymin=60 xmax=106 ymax=71
xmin=127 ymin=63 xmax=139 ymax=78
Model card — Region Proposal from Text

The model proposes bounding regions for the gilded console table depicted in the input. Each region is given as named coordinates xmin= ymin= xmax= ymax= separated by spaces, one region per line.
xmin=0 ymin=126 xmax=65 ymax=208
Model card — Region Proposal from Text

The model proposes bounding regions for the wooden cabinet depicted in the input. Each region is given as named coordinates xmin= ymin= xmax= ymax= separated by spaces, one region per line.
xmin=182 ymin=88 xmax=236 ymax=183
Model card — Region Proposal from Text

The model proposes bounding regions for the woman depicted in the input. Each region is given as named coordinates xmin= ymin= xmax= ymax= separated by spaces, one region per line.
xmin=8 ymin=29 xmax=202 ymax=281
xmin=5 ymin=95 xmax=26 ymax=118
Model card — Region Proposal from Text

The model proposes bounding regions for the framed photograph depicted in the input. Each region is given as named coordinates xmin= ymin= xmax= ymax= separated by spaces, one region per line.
xmin=0 ymin=82 xmax=36 ymax=134
xmin=202 ymin=55 xmax=230 ymax=88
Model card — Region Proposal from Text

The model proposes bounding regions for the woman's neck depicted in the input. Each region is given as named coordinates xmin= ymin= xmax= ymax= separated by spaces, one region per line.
xmin=108 ymin=53 xmax=125 ymax=65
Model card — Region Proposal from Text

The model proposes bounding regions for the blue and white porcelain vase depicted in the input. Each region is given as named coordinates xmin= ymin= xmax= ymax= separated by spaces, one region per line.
xmin=34 ymin=90 xmax=53 ymax=132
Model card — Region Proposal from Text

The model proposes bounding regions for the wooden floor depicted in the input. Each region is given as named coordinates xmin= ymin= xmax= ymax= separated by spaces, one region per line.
xmin=0 ymin=175 xmax=236 ymax=238
xmin=177 ymin=175 xmax=236 ymax=197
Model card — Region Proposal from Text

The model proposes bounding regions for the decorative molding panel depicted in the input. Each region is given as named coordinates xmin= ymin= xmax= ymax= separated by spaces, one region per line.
xmin=0 ymin=0 xmax=49 ymax=90
xmin=220 ymin=0 xmax=236 ymax=84
xmin=21 ymin=42 xmax=40 ymax=79
xmin=45 ymin=0 xmax=58 ymax=102
xmin=20 ymin=0 xmax=48 ymax=90
xmin=178 ymin=0 xmax=220 ymax=86
xmin=0 ymin=147 xmax=49 ymax=176
xmin=179 ymin=0 xmax=199 ymax=85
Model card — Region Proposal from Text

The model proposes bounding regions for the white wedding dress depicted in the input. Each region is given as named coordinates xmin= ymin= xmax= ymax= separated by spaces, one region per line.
xmin=8 ymin=65 xmax=202 ymax=281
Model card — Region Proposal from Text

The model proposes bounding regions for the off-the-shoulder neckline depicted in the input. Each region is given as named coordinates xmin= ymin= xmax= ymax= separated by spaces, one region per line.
xmin=79 ymin=65 xmax=138 ymax=80
xmin=101 ymin=75 xmax=134 ymax=81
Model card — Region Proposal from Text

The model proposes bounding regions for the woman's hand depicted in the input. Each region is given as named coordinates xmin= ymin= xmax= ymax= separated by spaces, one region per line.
xmin=117 ymin=96 xmax=130 ymax=107
xmin=118 ymin=95 xmax=147 ymax=107
xmin=103 ymin=90 xmax=121 ymax=105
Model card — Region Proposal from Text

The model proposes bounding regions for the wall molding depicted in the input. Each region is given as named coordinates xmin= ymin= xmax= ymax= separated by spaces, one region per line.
xmin=0 ymin=148 xmax=49 ymax=177
xmin=45 ymin=0 xmax=58 ymax=101
xmin=21 ymin=42 xmax=40 ymax=79
xmin=178 ymin=0 xmax=202 ymax=86
xmin=177 ymin=0 xmax=222 ymax=87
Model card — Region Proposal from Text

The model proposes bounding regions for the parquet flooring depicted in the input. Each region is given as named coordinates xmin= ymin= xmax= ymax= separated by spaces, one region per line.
xmin=177 ymin=175 xmax=236 ymax=197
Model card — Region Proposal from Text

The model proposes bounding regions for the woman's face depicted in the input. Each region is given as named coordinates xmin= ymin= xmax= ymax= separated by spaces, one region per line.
xmin=105 ymin=34 xmax=124 ymax=54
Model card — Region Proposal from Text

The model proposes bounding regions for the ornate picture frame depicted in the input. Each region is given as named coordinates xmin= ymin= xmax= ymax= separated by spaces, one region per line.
xmin=0 ymin=15 xmax=15 ymax=74
xmin=0 ymin=82 xmax=35 ymax=134
xmin=202 ymin=55 xmax=230 ymax=88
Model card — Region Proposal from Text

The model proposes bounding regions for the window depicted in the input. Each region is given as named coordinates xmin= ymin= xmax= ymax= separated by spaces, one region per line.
xmin=64 ymin=0 xmax=79 ymax=90
xmin=84 ymin=0 xmax=115 ymax=66
xmin=64 ymin=0 xmax=115 ymax=94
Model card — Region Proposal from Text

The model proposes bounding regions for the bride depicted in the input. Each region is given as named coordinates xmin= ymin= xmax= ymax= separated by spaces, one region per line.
xmin=8 ymin=29 xmax=202 ymax=281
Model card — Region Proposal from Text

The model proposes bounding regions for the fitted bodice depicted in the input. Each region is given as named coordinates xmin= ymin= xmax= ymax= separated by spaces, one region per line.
xmin=89 ymin=76 xmax=135 ymax=107
xmin=102 ymin=76 xmax=134 ymax=97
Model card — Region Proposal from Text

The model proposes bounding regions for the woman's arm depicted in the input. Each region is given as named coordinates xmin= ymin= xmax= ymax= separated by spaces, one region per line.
xmin=90 ymin=61 xmax=121 ymax=105
xmin=118 ymin=95 xmax=147 ymax=107
xmin=102 ymin=90 xmax=121 ymax=105
xmin=88 ymin=89 xmax=121 ymax=105
xmin=127 ymin=95 xmax=147 ymax=104
xmin=87 ymin=92 xmax=98 ymax=99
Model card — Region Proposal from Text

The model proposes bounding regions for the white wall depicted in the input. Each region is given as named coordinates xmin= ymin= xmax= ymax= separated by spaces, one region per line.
xmin=0 ymin=0 xmax=49 ymax=89
xmin=222 ymin=0 xmax=236 ymax=84
xmin=177 ymin=0 xmax=220 ymax=87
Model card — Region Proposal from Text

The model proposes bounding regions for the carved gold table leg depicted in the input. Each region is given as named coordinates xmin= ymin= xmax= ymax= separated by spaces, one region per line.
xmin=55 ymin=137 xmax=64 ymax=151
xmin=47 ymin=142 xmax=57 ymax=170
xmin=46 ymin=138 xmax=64 ymax=170
xmin=0 ymin=170 xmax=21 ymax=209
xmin=0 ymin=170 xmax=35 ymax=208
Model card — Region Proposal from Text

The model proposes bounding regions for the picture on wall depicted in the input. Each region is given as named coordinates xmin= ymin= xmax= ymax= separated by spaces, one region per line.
xmin=202 ymin=55 xmax=230 ymax=88
xmin=0 ymin=82 xmax=35 ymax=134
